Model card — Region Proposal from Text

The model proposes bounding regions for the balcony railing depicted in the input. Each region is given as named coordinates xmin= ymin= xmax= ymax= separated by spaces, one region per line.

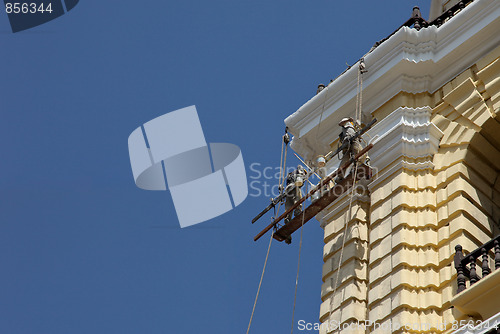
xmin=454 ymin=235 xmax=500 ymax=293
xmin=371 ymin=1 xmax=475 ymax=52
xmin=427 ymin=0 xmax=475 ymax=29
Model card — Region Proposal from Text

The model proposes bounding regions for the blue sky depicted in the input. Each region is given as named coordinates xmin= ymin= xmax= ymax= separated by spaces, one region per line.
xmin=0 ymin=1 xmax=430 ymax=333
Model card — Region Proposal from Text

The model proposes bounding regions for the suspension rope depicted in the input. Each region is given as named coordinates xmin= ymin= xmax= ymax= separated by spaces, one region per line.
xmin=327 ymin=164 xmax=359 ymax=324
xmin=275 ymin=130 xmax=290 ymax=219
xmin=278 ymin=136 xmax=285 ymax=189
xmin=293 ymin=153 xmax=322 ymax=181
xmin=247 ymin=130 xmax=293 ymax=333
xmin=290 ymin=182 xmax=308 ymax=334
xmin=355 ymin=59 xmax=365 ymax=126
xmin=276 ymin=143 xmax=289 ymax=218
xmin=315 ymin=86 xmax=330 ymax=155
xmin=246 ymin=229 xmax=275 ymax=334
xmin=325 ymin=55 xmax=368 ymax=323
xmin=359 ymin=66 xmax=364 ymax=124
xmin=282 ymin=144 xmax=288 ymax=189
xmin=356 ymin=65 xmax=361 ymax=124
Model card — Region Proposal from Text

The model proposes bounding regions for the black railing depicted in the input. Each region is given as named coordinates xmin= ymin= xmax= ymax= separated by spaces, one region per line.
xmin=428 ymin=0 xmax=475 ymax=29
xmin=320 ymin=1 xmax=477 ymax=98
xmin=454 ymin=235 xmax=500 ymax=293
xmin=370 ymin=1 xmax=475 ymax=52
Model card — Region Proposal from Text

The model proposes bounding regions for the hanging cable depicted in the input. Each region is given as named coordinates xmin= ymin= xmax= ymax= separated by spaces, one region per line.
xmin=327 ymin=180 xmax=355 ymax=319
xmin=282 ymin=144 xmax=288 ymax=189
xmin=274 ymin=129 xmax=290 ymax=219
xmin=315 ymin=86 xmax=330 ymax=155
xmin=293 ymin=153 xmax=322 ymax=181
xmin=358 ymin=58 xmax=365 ymax=124
xmin=355 ymin=58 xmax=367 ymax=125
xmin=327 ymin=164 xmax=359 ymax=324
xmin=326 ymin=57 xmax=366 ymax=323
xmin=247 ymin=131 xmax=291 ymax=334
xmin=278 ymin=135 xmax=285 ymax=190
xmin=246 ymin=229 xmax=275 ymax=334
xmin=290 ymin=182 xmax=308 ymax=334
xmin=276 ymin=144 xmax=289 ymax=218
xmin=355 ymin=65 xmax=361 ymax=125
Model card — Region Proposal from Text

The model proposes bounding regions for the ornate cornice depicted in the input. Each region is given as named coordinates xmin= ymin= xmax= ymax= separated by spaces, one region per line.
xmin=285 ymin=0 xmax=500 ymax=161
xmin=366 ymin=107 xmax=443 ymax=173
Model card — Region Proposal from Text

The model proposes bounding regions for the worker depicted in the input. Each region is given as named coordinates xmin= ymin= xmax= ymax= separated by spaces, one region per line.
xmin=282 ymin=165 xmax=307 ymax=244
xmin=337 ymin=117 xmax=365 ymax=182
xmin=283 ymin=165 xmax=307 ymax=223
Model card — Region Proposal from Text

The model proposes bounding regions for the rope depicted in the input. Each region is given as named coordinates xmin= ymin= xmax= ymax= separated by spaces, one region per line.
xmin=282 ymin=144 xmax=288 ymax=190
xmin=324 ymin=56 xmax=367 ymax=325
xmin=247 ymin=131 xmax=291 ymax=333
xmin=275 ymin=131 xmax=290 ymax=219
xmin=326 ymin=163 xmax=359 ymax=326
xmin=246 ymin=229 xmax=275 ymax=334
xmin=293 ymin=153 xmax=322 ymax=181
xmin=314 ymin=53 xmax=368 ymax=330
xmin=276 ymin=143 xmax=289 ymax=218
xmin=278 ymin=136 xmax=285 ymax=189
xmin=290 ymin=182 xmax=308 ymax=334
xmin=359 ymin=67 xmax=363 ymax=124
xmin=355 ymin=60 xmax=365 ymax=125
xmin=315 ymin=86 xmax=329 ymax=155
xmin=356 ymin=65 xmax=361 ymax=124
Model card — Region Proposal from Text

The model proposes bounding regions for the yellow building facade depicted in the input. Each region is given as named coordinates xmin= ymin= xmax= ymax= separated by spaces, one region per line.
xmin=285 ymin=0 xmax=500 ymax=332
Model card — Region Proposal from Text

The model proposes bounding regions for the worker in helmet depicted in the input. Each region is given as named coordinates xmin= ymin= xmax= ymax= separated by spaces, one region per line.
xmin=283 ymin=165 xmax=307 ymax=222
xmin=337 ymin=117 xmax=365 ymax=182
xmin=282 ymin=165 xmax=307 ymax=244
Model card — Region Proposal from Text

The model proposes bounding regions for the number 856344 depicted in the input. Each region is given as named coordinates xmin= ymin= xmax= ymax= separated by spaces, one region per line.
xmin=5 ymin=2 xmax=53 ymax=14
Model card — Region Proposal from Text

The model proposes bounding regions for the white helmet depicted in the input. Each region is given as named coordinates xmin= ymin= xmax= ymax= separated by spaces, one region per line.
xmin=338 ymin=117 xmax=354 ymax=126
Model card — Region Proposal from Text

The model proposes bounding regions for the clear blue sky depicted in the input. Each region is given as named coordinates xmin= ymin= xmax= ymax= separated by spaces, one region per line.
xmin=0 ymin=1 xmax=430 ymax=333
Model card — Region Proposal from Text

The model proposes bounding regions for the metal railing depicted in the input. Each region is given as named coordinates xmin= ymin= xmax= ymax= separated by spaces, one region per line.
xmin=371 ymin=1 xmax=475 ymax=52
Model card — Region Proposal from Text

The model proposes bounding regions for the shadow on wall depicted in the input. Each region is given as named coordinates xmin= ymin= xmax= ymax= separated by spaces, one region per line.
xmin=466 ymin=116 xmax=500 ymax=235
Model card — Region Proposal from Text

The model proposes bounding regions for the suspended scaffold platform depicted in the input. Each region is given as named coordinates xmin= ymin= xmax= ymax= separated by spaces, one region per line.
xmin=253 ymin=143 xmax=374 ymax=243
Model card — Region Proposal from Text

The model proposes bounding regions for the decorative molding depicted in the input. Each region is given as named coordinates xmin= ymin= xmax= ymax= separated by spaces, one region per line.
xmin=316 ymin=107 xmax=443 ymax=228
xmin=366 ymin=107 xmax=443 ymax=172
xmin=285 ymin=0 xmax=500 ymax=161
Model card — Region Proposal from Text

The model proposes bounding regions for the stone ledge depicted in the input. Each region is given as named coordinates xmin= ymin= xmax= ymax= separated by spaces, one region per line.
xmin=323 ymin=253 xmax=368 ymax=282
xmin=321 ymin=275 xmax=368 ymax=301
